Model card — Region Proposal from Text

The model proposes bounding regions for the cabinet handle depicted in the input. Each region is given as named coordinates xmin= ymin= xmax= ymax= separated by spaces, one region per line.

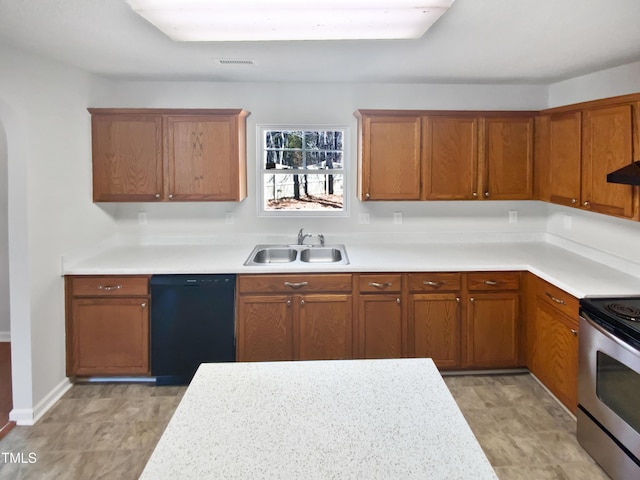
xmin=545 ymin=292 xmax=566 ymax=305
xmin=484 ymin=192 xmax=490 ymax=198
xmin=570 ymin=328 xmax=578 ymax=336
xmin=368 ymin=282 xmax=392 ymax=289
xmin=155 ymin=193 xmax=161 ymax=199
xmin=396 ymin=298 xmax=401 ymax=304
xmin=571 ymin=198 xmax=577 ymax=204
xmin=483 ymin=280 xmax=499 ymax=286
xmin=284 ymin=281 xmax=309 ymax=289
xmin=97 ymin=285 xmax=122 ymax=291
xmin=470 ymin=297 xmax=475 ymax=302
xmin=141 ymin=302 xmax=147 ymax=308
xmin=423 ymin=281 xmax=443 ymax=287
xmin=365 ymin=193 xmax=370 ymax=199
xmin=300 ymin=299 xmax=305 ymax=306
xmin=583 ymin=201 xmax=590 ymax=207
xmin=168 ymin=194 xmax=174 ymax=199
xmin=472 ymin=192 xmax=478 ymax=198
xmin=286 ymin=300 xmax=292 ymax=306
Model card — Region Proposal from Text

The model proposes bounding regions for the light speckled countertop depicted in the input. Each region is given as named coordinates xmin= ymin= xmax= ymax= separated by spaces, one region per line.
xmin=62 ymin=234 xmax=640 ymax=298
xmin=139 ymin=358 xmax=498 ymax=480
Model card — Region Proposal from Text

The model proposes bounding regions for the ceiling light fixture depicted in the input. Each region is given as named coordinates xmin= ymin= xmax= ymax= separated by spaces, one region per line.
xmin=126 ymin=0 xmax=455 ymax=42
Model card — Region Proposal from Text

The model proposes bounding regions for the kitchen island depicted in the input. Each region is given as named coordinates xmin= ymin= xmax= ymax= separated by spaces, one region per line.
xmin=139 ymin=358 xmax=498 ymax=480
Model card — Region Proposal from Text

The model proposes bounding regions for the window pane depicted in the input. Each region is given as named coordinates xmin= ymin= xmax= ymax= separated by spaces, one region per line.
xmin=264 ymin=173 xmax=344 ymax=211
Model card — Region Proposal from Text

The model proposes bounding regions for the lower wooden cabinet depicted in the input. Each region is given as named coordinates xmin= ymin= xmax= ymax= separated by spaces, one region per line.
xmin=528 ymin=276 xmax=579 ymax=413
xmin=410 ymin=293 xmax=461 ymax=369
xmin=65 ymin=276 xmax=150 ymax=376
xmin=236 ymin=274 xmax=354 ymax=362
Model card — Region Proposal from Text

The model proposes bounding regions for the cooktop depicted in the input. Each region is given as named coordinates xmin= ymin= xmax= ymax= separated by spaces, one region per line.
xmin=580 ymin=297 xmax=640 ymax=348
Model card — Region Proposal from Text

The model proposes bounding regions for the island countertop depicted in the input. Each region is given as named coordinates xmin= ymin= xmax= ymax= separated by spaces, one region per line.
xmin=139 ymin=358 xmax=498 ymax=480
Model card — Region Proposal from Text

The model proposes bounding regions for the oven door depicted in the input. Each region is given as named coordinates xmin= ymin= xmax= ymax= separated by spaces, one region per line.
xmin=578 ymin=313 xmax=640 ymax=460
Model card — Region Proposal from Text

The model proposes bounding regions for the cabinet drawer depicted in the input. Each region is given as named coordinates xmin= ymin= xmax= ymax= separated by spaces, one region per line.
xmin=408 ymin=273 xmax=461 ymax=292
xmin=358 ymin=274 xmax=402 ymax=293
xmin=467 ymin=272 xmax=520 ymax=291
xmin=238 ymin=274 xmax=352 ymax=293
xmin=535 ymin=278 xmax=579 ymax=319
xmin=70 ymin=276 xmax=149 ymax=297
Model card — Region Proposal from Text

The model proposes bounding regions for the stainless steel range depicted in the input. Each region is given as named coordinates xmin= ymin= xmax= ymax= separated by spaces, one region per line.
xmin=578 ymin=297 xmax=640 ymax=480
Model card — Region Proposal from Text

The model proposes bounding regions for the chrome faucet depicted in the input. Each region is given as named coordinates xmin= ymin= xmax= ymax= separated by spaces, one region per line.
xmin=298 ymin=228 xmax=312 ymax=245
xmin=297 ymin=228 xmax=324 ymax=247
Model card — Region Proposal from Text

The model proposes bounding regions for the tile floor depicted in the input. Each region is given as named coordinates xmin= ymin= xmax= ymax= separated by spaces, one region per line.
xmin=0 ymin=373 xmax=610 ymax=479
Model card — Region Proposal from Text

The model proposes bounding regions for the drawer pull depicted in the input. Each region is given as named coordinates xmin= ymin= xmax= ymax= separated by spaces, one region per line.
xmin=368 ymin=282 xmax=393 ymax=289
xmin=545 ymin=292 xmax=566 ymax=305
xmin=97 ymin=285 xmax=123 ymax=291
xmin=423 ymin=281 xmax=443 ymax=287
xmin=570 ymin=328 xmax=578 ymax=336
xmin=141 ymin=302 xmax=147 ymax=308
xmin=284 ymin=281 xmax=309 ymax=289
xmin=483 ymin=280 xmax=499 ymax=286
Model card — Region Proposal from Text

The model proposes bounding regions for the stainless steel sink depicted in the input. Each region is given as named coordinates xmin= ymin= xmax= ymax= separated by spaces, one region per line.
xmin=250 ymin=247 xmax=297 ymax=264
xmin=300 ymin=247 xmax=343 ymax=263
xmin=244 ymin=244 xmax=349 ymax=266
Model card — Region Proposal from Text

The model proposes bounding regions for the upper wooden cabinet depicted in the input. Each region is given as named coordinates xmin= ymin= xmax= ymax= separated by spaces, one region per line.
xmin=355 ymin=110 xmax=534 ymax=201
xmin=537 ymin=98 xmax=640 ymax=220
xmin=89 ymin=108 xmax=249 ymax=202
xmin=355 ymin=112 xmax=422 ymax=200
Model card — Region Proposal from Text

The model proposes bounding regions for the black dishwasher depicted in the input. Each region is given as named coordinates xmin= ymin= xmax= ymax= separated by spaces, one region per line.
xmin=150 ymin=274 xmax=236 ymax=385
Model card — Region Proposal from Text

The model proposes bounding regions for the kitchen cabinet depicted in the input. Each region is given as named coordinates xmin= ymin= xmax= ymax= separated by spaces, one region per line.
xmin=528 ymin=276 xmax=579 ymax=413
xmin=423 ymin=115 xmax=478 ymax=200
xmin=354 ymin=112 xmax=422 ymax=200
xmin=89 ymin=108 xmax=249 ymax=202
xmin=356 ymin=274 xmax=405 ymax=359
xmin=540 ymin=100 xmax=639 ymax=220
xmin=465 ymin=272 xmax=521 ymax=368
xmin=355 ymin=110 xmax=534 ymax=202
xmin=65 ymin=275 xmax=150 ymax=376
xmin=236 ymin=274 xmax=353 ymax=362
xmin=408 ymin=273 xmax=462 ymax=369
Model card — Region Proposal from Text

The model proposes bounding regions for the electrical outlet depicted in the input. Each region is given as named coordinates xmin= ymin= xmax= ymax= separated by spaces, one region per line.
xmin=393 ymin=212 xmax=403 ymax=225
xmin=138 ymin=211 xmax=148 ymax=225
xmin=225 ymin=212 xmax=234 ymax=225
xmin=358 ymin=213 xmax=370 ymax=224
xmin=508 ymin=210 xmax=518 ymax=224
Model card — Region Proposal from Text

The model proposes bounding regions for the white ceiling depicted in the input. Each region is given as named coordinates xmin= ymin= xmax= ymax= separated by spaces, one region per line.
xmin=1 ymin=0 xmax=640 ymax=84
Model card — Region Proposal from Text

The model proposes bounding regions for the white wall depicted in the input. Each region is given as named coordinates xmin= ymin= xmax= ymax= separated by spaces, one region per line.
xmin=0 ymin=43 xmax=117 ymax=422
xmin=545 ymin=61 xmax=640 ymax=266
xmin=93 ymin=80 xmax=549 ymax=239
xmin=0 ymin=121 xmax=9 ymax=339
xmin=548 ymin=60 xmax=640 ymax=108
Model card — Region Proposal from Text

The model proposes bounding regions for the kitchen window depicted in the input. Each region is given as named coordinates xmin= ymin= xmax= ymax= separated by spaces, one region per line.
xmin=258 ymin=125 xmax=348 ymax=216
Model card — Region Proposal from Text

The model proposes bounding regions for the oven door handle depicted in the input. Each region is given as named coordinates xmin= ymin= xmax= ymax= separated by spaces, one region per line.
xmin=581 ymin=312 xmax=640 ymax=355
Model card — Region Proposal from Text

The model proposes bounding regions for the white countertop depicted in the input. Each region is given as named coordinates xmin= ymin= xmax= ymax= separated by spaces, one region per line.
xmin=62 ymin=234 xmax=640 ymax=298
xmin=139 ymin=358 xmax=498 ymax=480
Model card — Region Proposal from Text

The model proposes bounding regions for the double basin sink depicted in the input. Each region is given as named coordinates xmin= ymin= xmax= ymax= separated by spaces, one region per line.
xmin=244 ymin=244 xmax=349 ymax=266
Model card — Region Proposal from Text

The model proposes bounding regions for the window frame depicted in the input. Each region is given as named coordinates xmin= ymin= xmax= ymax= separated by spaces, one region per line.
xmin=256 ymin=124 xmax=350 ymax=217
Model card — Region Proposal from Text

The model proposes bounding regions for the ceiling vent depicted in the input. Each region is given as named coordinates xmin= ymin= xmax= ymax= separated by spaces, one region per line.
xmin=217 ymin=59 xmax=255 ymax=66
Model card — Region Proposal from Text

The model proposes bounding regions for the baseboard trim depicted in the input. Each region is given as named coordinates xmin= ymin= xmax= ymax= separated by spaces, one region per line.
xmin=9 ymin=377 xmax=72 ymax=426
xmin=0 ymin=332 xmax=10 ymax=342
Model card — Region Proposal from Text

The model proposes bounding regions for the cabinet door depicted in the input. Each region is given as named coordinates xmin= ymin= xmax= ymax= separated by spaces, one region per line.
xmin=236 ymin=295 xmax=294 ymax=362
xmin=467 ymin=293 xmax=519 ymax=368
xmin=423 ymin=116 xmax=478 ymax=200
xmin=91 ymin=114 xmax=163 ymax=201
xmin=410 ymin=293 xmax=461 ymax=369
xmin=358 ymin=294 xmax=403 ymax=359
xmin=582 ymin=104 xmax=637 ymax=219
xmin=166 ymin=115 xmax=245 ymax=201
xmin=483 ymin=116 xmax=533 ymax=200
xmin=359 ymin=115 xmax=422 ymax=200
xmin=549 ymin=111 xmax=582 ymax=207
xmin=297 ymin=294 xmax=353 ymax=360
xmin=72 ymin=298 xmax=149 ymax=375
xmin=530 ymin=300 xmax=579 ymax=413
